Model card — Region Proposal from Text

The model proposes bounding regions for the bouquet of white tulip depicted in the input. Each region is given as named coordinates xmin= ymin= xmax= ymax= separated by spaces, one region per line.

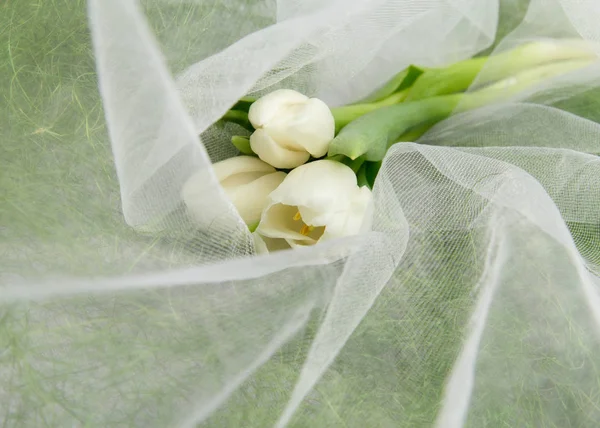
xmin=183 ymin=40 xmax=597 ymax=254
xmin=5 ymin=0 xmax=600 ymax=427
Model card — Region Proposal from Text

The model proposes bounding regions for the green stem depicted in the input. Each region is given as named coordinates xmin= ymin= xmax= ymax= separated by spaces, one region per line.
xmin=405 ymin=39 xmax=598 ymax=101
xmin=459 ymin=58 xmax=595 ymax=111
xmin=397 ymin=122 xmax=435 ymax=142
xmin=331 ymin=90 xmax=408 ymax=132
xmin=329 ymin=58 xmax=594 ymax=161
xmin=405 ymin=56 xmax=488 ymax=101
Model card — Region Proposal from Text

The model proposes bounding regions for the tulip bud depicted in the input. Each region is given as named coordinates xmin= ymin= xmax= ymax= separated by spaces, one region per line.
xmin=182 ymin=156 xmax=286 ymax=227
xmin=248 ymin=89 xmax=335 ymax=169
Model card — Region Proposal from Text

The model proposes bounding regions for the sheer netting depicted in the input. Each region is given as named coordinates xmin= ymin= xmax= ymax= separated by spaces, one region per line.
xmin=2 ymin=0 xmax=600 ymax=426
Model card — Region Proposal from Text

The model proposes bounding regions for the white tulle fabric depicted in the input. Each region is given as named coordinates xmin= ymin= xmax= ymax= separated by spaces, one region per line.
xmin=3 ymin=0 xmax=600 ymax=426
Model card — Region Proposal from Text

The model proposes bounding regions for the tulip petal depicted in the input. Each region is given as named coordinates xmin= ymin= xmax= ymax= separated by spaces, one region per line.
xmin=264 ymin=98 xmax=334 ymax=157
xmin=355 ymin=186 xmax=374 ymax=234
xmin=248 ymin=89 xmax=308 ymax=128
xmin=253 ymin=232 xmax=291 ymax=254
xmin=297 ymin=205 xmax=340 ymax=230
xmin=269 ymin=160 xmax=357 ymax=214
xmin=212 ymin=155 xmax=275 ymax=182
xmin=226 ymin=171 xmax=286 ymax=225
xmin=252 ymin=160 xmax=371 ymax=250
xmin=257 ymin=203 xmax=315 ymax=242
xmin=221 ymin=171 xmax=275 ymax=188
xmin=250 ymin=129 xmax=310 ymax=169
xmin=253 ymin=232 xmax=269 ymax=254
xmin=321 ymin=186 xmax=372 ymax=240
xmin=285 ymin=239 xmax=317 ymax=249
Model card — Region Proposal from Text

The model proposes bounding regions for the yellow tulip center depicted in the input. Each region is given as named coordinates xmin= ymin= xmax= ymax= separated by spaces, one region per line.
xmin=293 ymin=210 xmax=321 ymax=237
xmin=300 ymin=225 xmax=315 ymax=236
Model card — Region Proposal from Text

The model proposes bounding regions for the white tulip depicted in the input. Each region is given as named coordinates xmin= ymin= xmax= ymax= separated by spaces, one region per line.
xmin=255 ymin=160 xmax=372 ymax=250
xmin=182 ymin=156 xmax=286 ymax=226
xmin=248 ymin=89 xmax=335 ymax=169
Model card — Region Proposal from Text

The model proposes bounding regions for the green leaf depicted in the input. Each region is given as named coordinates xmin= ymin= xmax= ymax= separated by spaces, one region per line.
xmin=330 ymin=55 xmax=594 ymax=163
xmin=328 ymin=95 xmax=462 ymax=161
xmin=221 ymin=110 xmax=253 ymax=131
xmin=332 ymin=66 xmax=424 ymax=133
xmin=358 ymin=65 xmax=425 ymax=104
xmin=231 ymin=96 xmax=257 ymax=113
xmin=326 ymin=154 xmax=366 ymax=173
xmin=231 ymin=136 xmax=255 ymax=155
xmin=397 ymin=122 xmax=435 ymax=142
xmin=405 ymin=40 xmax=598 ymax=102
xmin=365 ymin=161 xmax=382 ymax=188
xmin=325 ymin=154 xmax=347 ymax=163
xmin=405 ymin=57 xmax=488 ymax=101
xmin=356 ymin=161 xmax=381 ymax=189
xmin=356 ymin=163 xmax=370 ymax=188
xmin=345 ymin=155 xmax=366 ymax=174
